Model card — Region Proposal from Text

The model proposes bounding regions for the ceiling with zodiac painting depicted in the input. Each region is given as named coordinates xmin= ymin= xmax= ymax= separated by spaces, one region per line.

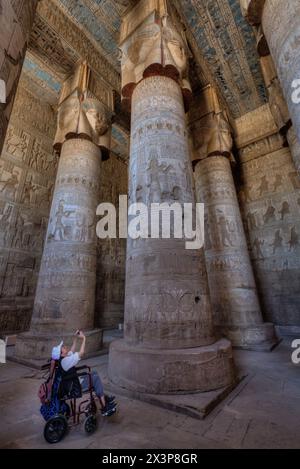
xmin=20 ymin=0 xmax=268 ymax=154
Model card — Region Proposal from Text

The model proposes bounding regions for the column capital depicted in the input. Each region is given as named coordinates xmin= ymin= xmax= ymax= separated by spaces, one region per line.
xmin=239 ymin=0 xmax=265 ymax=25
xmin=189 ymin=85 xmax=233 ymax=165
xmin=53 ymin=62 xmax=114 ymax=159
xmin=119 ymin=0 xmax=192 ymax=109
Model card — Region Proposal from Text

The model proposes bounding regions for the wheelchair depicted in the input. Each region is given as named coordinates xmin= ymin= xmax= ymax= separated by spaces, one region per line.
xmin=40 ymin=361 xmax=116 ymax=444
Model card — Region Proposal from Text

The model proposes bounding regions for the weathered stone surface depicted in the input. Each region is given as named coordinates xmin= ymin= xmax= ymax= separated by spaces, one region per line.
xmin=110 ymin=338 xmax=235 ymax=394
xmin=190 ymin=89 xmax=277 ymax=349
xmin=119 ymin=0 xmax=192 ymax=110
xmin=238 ymin=139 xmax=300 ymax=332
xmin=261 ymin=0 xmax=300 ymax=144
xmin=194 ymin=156 xmax=277 ymax=349
xmin=287 ymin=126 xmax=300 ymax=175
xmin=15 ymin=138 xmax=103 ymax=360
xmin=124 ymin=76 xmax=215 ymax=348
xmin=0 ymin=79 xmax=58 ymax=334
xmin=95 ymin=155 xmax=127 ymax=330
xmin=109 ymin=72 xmax=235 ymax=393
xmin=0 ymin=0 xmax=38 ymax=155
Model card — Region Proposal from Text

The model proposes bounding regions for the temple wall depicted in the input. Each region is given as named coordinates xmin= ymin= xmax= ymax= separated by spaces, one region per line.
xmin=0 ymin=0 xmax=38 ymax=154
xmin=95 ymin=155 xmax=127 ymax=330
xmin=238 ymin=138 xmax=300 ymax=333
xmin=0 ymin=79 xmax=58 ymax=334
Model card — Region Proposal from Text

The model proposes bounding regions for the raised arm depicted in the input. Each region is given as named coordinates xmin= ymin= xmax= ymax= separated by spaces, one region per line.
xmin=78 ymin=331 xmax=86 ymax=358
xmin=71 ymin=335 xmax=78 ymax=353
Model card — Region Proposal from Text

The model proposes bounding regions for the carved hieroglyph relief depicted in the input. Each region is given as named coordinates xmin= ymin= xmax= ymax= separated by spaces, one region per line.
xmin=0 ymin=0 xmax=38 ymax=155
xmin=191 ymin=86 xmax=276 ymax=348
xmin=0 ymin=79 xmax=58 ymax=333
xmin=95 ymin=155 xmax=128 ymax=330
xmin=30 ymin=138 xmax=101 ymax=333
xmin=124 ymin=75 xmax=214 ymax=349
xmin=238 ymin=139 xmax=300 ymax=328
xmin=195 ymin=156 xmax=275 ymax=348
xmin=261 ymin=0 xmax=300 ymax=142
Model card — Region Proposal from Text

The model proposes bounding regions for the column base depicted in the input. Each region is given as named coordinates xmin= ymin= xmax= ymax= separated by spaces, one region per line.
xmin=218 ymin=323 xmax=279 ymax=351
xmin=108 ymin=338 xmax=236 ymax=394
xmin=14 ymin=328 xmax=103 ymax=368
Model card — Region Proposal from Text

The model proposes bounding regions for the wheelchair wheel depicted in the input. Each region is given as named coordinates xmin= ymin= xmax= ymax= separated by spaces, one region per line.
xmin=84 ymin=415 xmax=98 ymax=435
xmin=44 ymin=415 xmax=68 ymax=444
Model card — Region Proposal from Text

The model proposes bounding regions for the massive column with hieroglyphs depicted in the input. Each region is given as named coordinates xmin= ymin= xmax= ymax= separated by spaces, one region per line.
xmin=109 ymin=0 xmax=236 ymax=394
xmin=0 ymin=0 xmax=38 ymax=155
xmin=190 ymin=86 xmax=277 ymax=350
xmin=15 ymin=63 xmax=114 ymax=364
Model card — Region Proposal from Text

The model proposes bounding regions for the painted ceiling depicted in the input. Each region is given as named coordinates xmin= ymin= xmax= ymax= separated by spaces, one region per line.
xmin=21 ymin=0 xmax=268 ymax=140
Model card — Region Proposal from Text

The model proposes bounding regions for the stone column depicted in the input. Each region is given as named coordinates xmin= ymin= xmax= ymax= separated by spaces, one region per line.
xmin=261 ymin=0 xmax=300 ymax=143
xmin=241 ymin=0 xmax=300 ymax=165
xmin=253 ymin=22 xmax=300 ymax=175
xmin=0 ymin=0 xmax=38 ymax=154
xmin=109 ymin=1 xmax=236 ymax=394
xmin=190 ymin=86 xmax=277 ymax=350
xmin=15 ymin=63 xmax=113 ymax=364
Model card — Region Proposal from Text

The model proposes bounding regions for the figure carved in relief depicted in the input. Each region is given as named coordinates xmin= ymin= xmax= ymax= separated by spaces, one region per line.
xmin=32 ymin=218 xmax=47 ymax=250
xmin=273 ymin=174 xmax=284 ymax=192
xmin=0 ymin=171 xmax=19 ymax=200
xmin=22 ymin=176 xmax=38 ymax=205
xmin=253 ymin=238 xmax=265 ymax=259
xmin=218 ymin=214 xmax=233 ymax=248
xmin=263 ymin=201 xmax=276 ymax=224
xmin=258 ymin=175 xmax=269 ymax=196
xmin=239 ymin=187 xmax=253 ymax=204
xmin=204 ymin=214 xmax=212 ymax=250
xmin=136 ymin=184 xmax=144 ymax=203
xmin=147 ymin=153 xmax=171 ymax=203
xmin=51 ymin=200 xmax=74 ymax=241
xmin=29 ymin=140 xmax=49 ymax=172
xmin=246 ymin=211 xmax=258 ymax=230
xmin=170 ymin=186 xmax=181 ymax=201
xmin=270 ymin=230 xmax=283 ymax=254
xmin=288 ymin=227 xmax=299 ymax=251
xmin=38 ymin=182 xmax=54 ymax=209
xmin=12 ymin=214 xmax=24 ymax=248
xmin=75 ymin=213 xmax=88 ymax=242
xmin=0 ymin=205 xmax=13 ymax=246
xmin=6 ymin=129 xmax=28 ymax=160
xmin=279 ymin=201 xmax=290 ymax=220
xmin=179 ymin=162 xmax=191 ymax=194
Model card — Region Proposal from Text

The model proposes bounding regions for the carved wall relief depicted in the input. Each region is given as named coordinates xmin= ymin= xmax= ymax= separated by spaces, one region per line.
xmin=0 ymin=0 xmax=38 ymax=155
xmin=238 ymin=141 xmax=300 ymax=329
xmin=95 ymin=154 xmax=127 ymax=330
xmin=0 ymin=79 xmax=58 ymax=333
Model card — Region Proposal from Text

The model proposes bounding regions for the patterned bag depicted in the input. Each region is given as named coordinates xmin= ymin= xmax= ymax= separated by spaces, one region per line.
xmin=38 ymin=360 xmax=56 ymax=405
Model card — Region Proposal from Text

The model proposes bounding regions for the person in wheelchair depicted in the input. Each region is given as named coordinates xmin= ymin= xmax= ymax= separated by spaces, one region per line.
xmin=52 ymin=330 xmax=116 ymax=417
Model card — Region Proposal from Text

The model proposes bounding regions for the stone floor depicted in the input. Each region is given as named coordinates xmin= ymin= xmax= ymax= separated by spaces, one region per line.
xmin=0 ymin=338 xmax=299 ymax=449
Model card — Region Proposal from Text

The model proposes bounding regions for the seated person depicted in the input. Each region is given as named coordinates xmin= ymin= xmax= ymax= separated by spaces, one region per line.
xmin=51 ymin=330 xmax=116 ymax=416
